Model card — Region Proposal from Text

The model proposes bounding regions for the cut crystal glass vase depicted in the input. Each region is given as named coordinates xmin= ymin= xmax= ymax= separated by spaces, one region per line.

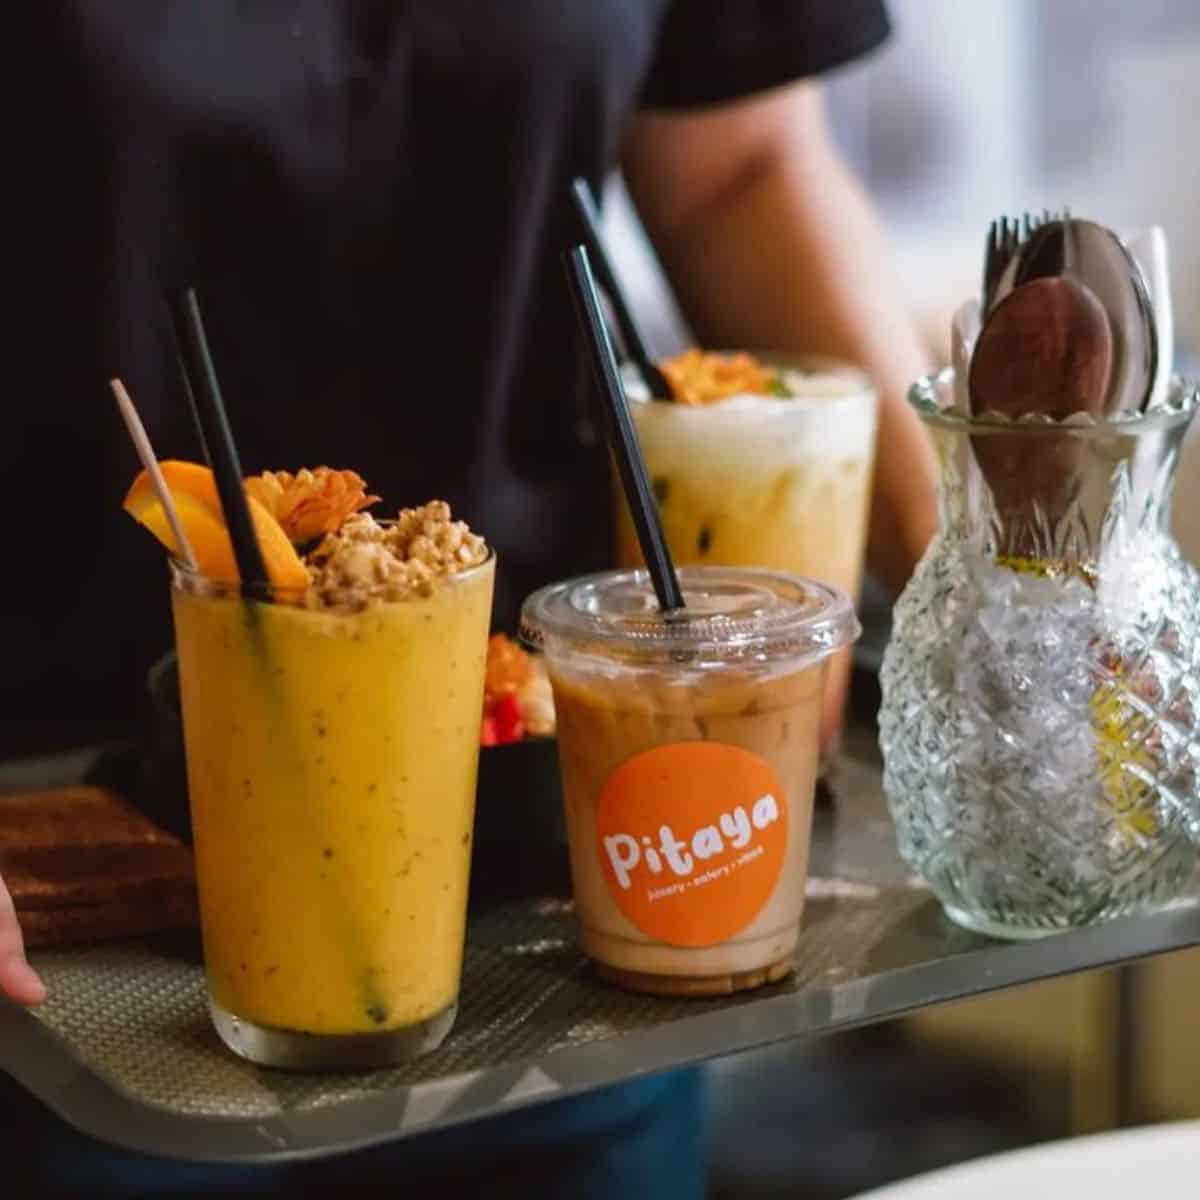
xmin=879 ymin=370 xmax=1200 ymax=939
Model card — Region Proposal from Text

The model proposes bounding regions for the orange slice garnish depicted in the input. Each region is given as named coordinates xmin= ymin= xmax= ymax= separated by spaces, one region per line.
xmin=123 ymin=461 xmax=309 ymax=591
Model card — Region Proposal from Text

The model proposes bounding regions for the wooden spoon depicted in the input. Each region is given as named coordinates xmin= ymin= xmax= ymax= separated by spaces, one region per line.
xmin=968 ymin=276 xmax=1113 ymax=553
xmin=970 ymin=275 xmax=1113 ymax=421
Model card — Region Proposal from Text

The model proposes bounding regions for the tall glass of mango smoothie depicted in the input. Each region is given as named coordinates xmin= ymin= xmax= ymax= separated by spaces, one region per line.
xmin=126 ymin=466 xmax=493 ymax=1069
xmin=616 ymin=352 xmax=878 ymax=756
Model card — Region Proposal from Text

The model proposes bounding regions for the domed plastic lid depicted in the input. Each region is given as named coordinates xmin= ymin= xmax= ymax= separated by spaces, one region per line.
xmin=520 ymin=566 xmax=858 ymax=666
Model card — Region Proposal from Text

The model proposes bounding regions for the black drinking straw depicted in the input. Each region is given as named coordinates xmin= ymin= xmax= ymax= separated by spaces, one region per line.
xmin=167 ymin=288 xmax=271 ymax=600
xmin=565 ymin=245 xmax=685 ymax=613
xmin=569 ymin=178 xmax=671 ymax=401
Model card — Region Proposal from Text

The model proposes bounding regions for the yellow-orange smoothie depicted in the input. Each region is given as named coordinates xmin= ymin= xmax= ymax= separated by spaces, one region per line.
xmin=172 ymin=557 xmax=494 ymax=1038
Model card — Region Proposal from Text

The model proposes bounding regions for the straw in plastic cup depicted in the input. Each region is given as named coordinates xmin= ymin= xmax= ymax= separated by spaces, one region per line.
xmin=521 ymin=565 xmax=859 ymax=997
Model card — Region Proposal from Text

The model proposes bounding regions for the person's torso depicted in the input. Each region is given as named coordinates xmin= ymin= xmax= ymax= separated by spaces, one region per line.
xmin=15 ymin=1 xmax=674 ymax=739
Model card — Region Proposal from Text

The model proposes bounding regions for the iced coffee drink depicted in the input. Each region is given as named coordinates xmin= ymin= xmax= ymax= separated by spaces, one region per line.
xmin=521 ymin=566 xmax=858 ymax=995
xmin=616 ymin=353 xmax=877 ymax=752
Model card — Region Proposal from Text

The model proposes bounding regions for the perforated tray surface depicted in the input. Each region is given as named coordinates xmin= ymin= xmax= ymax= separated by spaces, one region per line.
xmin=4 ymin=736 xmax=1199 ymax=1164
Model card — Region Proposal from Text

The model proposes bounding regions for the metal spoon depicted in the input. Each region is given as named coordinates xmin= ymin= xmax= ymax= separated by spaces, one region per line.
xmin=1068 ymin=220 xmax=1159 ymax=414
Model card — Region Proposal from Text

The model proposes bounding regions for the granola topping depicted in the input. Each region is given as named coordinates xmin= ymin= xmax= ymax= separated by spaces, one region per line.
xmin=305 ymin=502 xmax=488 ymax=611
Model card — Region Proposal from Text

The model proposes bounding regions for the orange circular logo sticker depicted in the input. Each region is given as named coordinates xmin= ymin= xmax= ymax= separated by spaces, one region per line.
xmin=595 ymin=742 xmax=788 ymax=947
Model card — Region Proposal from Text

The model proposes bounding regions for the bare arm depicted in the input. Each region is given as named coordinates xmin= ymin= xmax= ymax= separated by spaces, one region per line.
xmin=623 ymin=81 xmax=938 ymax=594
xmin=0 ymin=873 xmax=45 ymax=1006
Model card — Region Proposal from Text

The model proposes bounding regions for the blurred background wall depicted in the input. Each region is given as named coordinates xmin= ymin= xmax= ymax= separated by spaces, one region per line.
xmin=605 ymin=0 xmax=1200 ymax=557
xmin=828 ymin=0 xmax=1200 ymax=359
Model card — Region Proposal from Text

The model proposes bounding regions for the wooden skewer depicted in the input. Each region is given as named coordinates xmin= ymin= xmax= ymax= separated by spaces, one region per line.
xmin=110 ymin=378 xmax=199 ymax=571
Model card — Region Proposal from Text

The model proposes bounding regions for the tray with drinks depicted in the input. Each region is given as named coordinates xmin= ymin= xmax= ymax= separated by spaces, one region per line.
xmin=3 ymin=727 xmax=1198 ymax=1164
xmin=6 ymin=230 xmax=1200 ymax=1163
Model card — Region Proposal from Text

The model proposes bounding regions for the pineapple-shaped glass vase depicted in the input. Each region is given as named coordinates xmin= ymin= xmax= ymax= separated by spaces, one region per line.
xmin=879 ymin=370 xmax=1200 ymax=939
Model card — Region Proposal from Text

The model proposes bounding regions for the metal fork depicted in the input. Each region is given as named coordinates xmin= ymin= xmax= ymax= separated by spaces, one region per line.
xmin=982 ymin=209 xmax=1071 ymax=314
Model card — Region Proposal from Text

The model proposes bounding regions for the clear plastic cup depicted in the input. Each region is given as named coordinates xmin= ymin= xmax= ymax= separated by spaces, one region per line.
xmin=521 ymin=566 xmax=858 ymax=996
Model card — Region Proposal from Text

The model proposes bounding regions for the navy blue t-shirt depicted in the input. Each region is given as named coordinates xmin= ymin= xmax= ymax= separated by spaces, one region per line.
xmin=10 ymin=0 xmax=888 ymax=751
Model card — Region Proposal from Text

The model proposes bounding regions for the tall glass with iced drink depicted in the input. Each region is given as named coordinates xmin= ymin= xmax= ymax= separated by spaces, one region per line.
xmin=521 ymin=566 xmax=858 ymax=996
xmin=616 ymin=355 xmax=877 ymax=753
xmin=127 ymin=472 xmax=496 ymax=1069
